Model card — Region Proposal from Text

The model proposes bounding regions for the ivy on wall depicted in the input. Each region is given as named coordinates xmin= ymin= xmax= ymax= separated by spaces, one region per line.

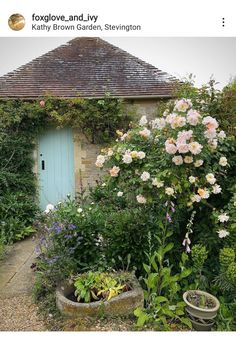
xmin=0 ymin=96 xmax=132 ymax=243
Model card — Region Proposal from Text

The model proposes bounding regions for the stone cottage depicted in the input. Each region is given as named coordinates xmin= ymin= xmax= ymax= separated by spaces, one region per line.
xmin=0 ymin=37 xmax=176 ymax=209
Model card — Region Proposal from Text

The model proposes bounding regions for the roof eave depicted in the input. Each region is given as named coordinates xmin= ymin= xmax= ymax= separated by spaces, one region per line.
xmin=0 ymin=94 xmax=173 ymax=100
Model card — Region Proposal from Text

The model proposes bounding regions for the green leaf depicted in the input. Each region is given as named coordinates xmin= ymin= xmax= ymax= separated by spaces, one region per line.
xmin=181 ymin=252 xmax=189 ymax=265
xmin=166 ymin=230 xmax=173 ymax=238
xmin=134 ymin=308 xmax=143 ymax=319
xmin=150 ymin=255 xmax=159 ymax=272
xmin=155 ymin=296 xmax=168 ymax=303
xmin=163 ymin=242 xmax=174 ymax=254
xmin=180 ymin=268 xmax=192 ymax=279
xmin=180 ymin=317 xmax=192 ymax=329
xmin=143 ymin=263 xmax=151 ymax=274
xmin=134 ymin=308 xmax=149 ymax=327
xmin=175 ymin=309 xmax=185 ymax=316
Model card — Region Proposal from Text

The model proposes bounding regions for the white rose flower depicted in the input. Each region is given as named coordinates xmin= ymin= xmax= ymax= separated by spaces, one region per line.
xmin=189 ymin=142 xmax=203 ymax=155
xmin=107 ymin=149 xmax=113 ymax=157
xmin=191 ymin=194 xmax=201 ymax=203
xmin=218 ymin=213 xmax=229 ymax=223
xmin=140 ymin=171 xmax=150 ymax=181
xmin=117 ymin=191 xmax=123 ymax=197
xmin=202 ymin=116 xmax=219 ymax=129
xmin=122 ymin=153 xmax=133 ymax=164
xmin=137 ymin=151 xmax=146 ymax=159
xmin=170 ymin=116 xmax=186 ymax=129
xmin=208 ymin=139 xmax=218 ymax=150
xmin=136 ymin=194 xmax=147 ymax=204
xmin=217 ymin=229 xmax=230 ymax=238
xmin=165 ymin=187 xmax=175 ymax=196
xmin=139 ymin=128 xmax=151 ymax=138
xmin=152 ymin=178 xmax=164 ymax=188
xmin=219 ymin=157 xmax=227 ymax=166
xmin=174 ymin=98 xmax=192 ymax=112
xmin=197 ymin=188 xmax=210 ymax=199
xmin=151 ymin=118 xmax=166 ymax=130
xmin=189 ymin=176 xmax=196 ymax=184
xmin=120 ymin=133 xmax=128 ymax=141
xmin=95 ymin=155 xmax=106 ymax=168
xmin=184 ymin=156 xmax=194 ymax=164
xmin=218 ymin=131 xmax=226 ymax=139
xmin=77 ymin=207 xmax=83 ymax=213
xmin=172 ymin=155 xmax=183 ymax=166
xmin=204 ymin=129 xmax=217 ymax=140
xmin=194 ymin=159 xmax=204 ymax=167
xmin=212 ymin=184 xmax=222 ymax=194
xmin=102 ymin=183 xmax=106 ymax=187
xmin=206 ymin=173 xmax=216 ymax=185
xmin=166 ymin=113 xmax=177 ymax=124
xmin=212 ymin=184 xmax=222 ymax=195
xmin=139 ymin=115 xmax=148 ymax=126
xmin=45 ymin=204 xmax=54 ymax=213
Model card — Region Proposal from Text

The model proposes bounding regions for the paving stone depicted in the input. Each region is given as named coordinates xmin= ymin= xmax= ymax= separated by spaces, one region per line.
xmin=0 ymin=237 xmax=46 ymax=331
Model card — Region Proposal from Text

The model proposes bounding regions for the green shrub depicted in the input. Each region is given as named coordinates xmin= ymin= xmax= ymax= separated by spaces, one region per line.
xmin=191 ymin=244 xmax=208 ymax=272
xmin=0 ymin=192 xmax=38 ymax=243
xmin=219 ymin=248 xmax=235 ymax=271
xmin=226 ymin=263 xmax=236 ymax=284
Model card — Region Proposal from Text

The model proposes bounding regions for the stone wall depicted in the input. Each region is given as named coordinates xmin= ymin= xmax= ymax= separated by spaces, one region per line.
xmin=125 ymin=98 xmax=163 ymax=120
xmin=74 ymin=130 xmax=103 ymax=193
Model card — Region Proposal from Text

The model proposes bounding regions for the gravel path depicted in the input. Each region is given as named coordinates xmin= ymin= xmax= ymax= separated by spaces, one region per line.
xmin=0 ymin=237 xmax=46 ymax=331
xmin=0 ymin=295 xmax=45 ymax=331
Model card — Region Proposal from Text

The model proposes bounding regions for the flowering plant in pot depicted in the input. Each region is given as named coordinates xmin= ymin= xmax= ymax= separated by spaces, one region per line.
xmin=183 ymin=290 xmax=220 ymax=331
xmin=56 ymin=271 xmax=144 ymax=318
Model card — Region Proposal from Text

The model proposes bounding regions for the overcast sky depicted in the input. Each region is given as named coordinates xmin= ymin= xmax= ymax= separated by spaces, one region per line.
xmin=0 ymin=37 xmax=235 ymax=89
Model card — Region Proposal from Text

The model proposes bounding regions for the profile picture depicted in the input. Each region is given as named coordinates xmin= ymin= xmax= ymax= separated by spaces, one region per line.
xmin=8 ymin=13 xmax=25 ymax=31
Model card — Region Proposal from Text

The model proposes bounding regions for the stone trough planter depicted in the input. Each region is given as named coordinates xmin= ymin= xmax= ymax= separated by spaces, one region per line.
xmin=56 ymin=273 xmax=144 ymax=318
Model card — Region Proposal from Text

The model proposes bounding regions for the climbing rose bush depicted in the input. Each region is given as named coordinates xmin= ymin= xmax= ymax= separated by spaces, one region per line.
xmin=96 ymin=98 xmax=229 ymax=240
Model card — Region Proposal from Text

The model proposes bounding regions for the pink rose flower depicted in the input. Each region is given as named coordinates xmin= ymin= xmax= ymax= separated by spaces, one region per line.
xmin=186 ymin=109 xmax=201 ymax=126
xmin=165 ymin=143 xmax=177 ymax=154
xmin=109 ymin=166 xmax=120 ymax=177
xmin=176 ymin=143 xmax=189 ymax=154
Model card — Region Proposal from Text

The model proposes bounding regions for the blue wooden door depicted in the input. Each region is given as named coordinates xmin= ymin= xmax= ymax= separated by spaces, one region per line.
xmin=38 ymin=128 xmax=75 ymax=210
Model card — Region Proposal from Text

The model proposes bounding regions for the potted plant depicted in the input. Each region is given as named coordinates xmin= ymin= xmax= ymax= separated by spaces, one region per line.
xmin=56 ymin=271 xmax=144 ymax=318
xmin=183 ymin=290 xmax=220 ymax=331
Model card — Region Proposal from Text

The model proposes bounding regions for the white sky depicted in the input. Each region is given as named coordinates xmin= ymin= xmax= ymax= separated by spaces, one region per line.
xmin=0 ymin=37 xmax=236 ymax=89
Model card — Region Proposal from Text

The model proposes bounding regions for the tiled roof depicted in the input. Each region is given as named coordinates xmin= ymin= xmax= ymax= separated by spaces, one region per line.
xmin=0 ymin=37 xmax=177 ymax=99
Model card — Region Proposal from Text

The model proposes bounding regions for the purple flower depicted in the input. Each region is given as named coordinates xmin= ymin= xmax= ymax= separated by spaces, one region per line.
xmin=35 ymin=245 xmax=41 ymax=255
xmin=182 ymin=233 xmax=191 ymax=253
xmin=186 ymin=245 xmax=191 ymax=253
xmin=47 ymin=256 xmax=59 ymax=264
xmin=68 ymin=223 xmax=76 ymax=230
xmin=64 ymin=234 xmax=73 ymax=239
xmin=166 ymin=212 xmax=172 ymax=223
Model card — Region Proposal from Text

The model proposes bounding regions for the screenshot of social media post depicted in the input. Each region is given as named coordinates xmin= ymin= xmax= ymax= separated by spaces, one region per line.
xmin=0 ymin=1 xmax=235 ymax=337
